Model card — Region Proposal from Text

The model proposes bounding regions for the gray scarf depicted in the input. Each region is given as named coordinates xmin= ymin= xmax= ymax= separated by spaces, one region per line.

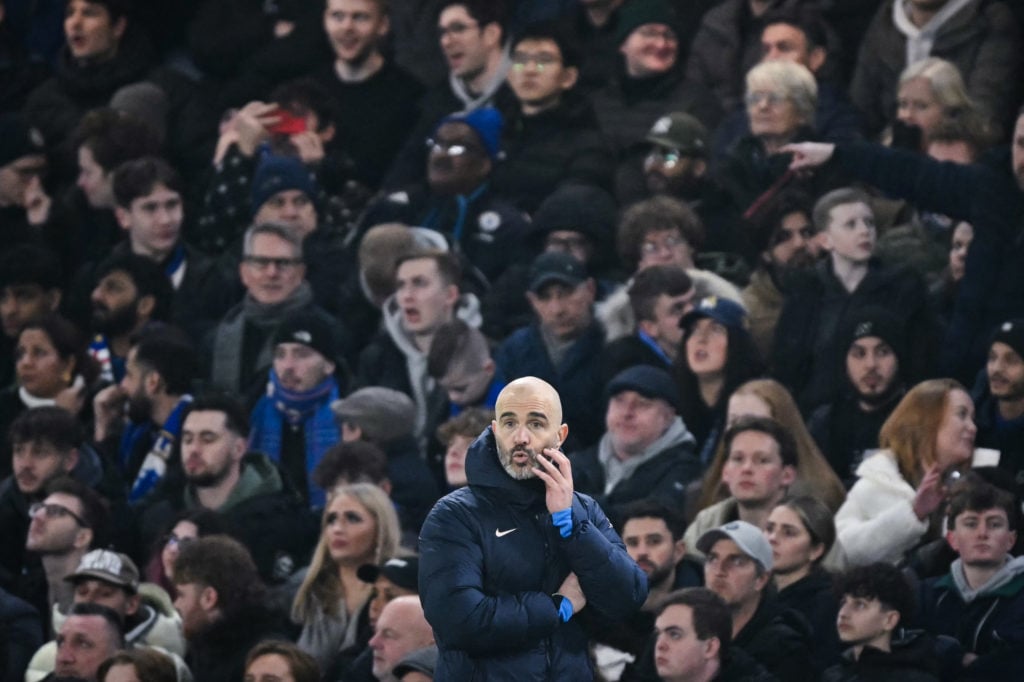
xmin=211 ymin=282 xmax=315 ymax=392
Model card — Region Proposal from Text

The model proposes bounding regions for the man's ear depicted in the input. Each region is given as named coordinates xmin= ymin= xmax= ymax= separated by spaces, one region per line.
xmin=379 ymin=478 xmax=393 ymax=496
xmin=62 ymin=448 xmax=80 ymax=474
xmin=112 ymin=17 xmax=127 ymax=43
xmin=125 ymin=593 xmax=141 ymax=616
xmin=136 ymin=294 xmax=155 ymax=320
xmin=73 ymin=526 xmax=93 ymax=550
xmin=672 ymin=538 xmax=687 ymax=563
xmin=557 ymin=423 xmax=569 ymax=446
xmin=807 ymin=47 xmax=826 ymax=74
xmin=481 ymin=22 xmax=501 ymax=49
xmin=115 ymin=207 xmax=132 ymax=231
xmin=199 ymin=585 xmax=218 ymax=612
xmin=882 ymin=608 xmax=900 ymax=634
xmin=560 ymin=66 xmax=579 ymax=92
xmin=45 ymin=288 xmax=62 ymax=312
xmin=780 ymin=465 xmax=796 ymax=488
xmin=144 ymin=369 xmax=163 ymax=396
xmin=637 ymin=318 xmax=658 ymax=338
xmin=704 ymin=635 xmax=721 ymax=661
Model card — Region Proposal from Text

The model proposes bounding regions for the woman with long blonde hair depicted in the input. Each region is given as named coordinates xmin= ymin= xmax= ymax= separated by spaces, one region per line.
xmin=292 ymin=483 xmax=401 ymax=672
xmin=834 ymin=379 xmax=976 ymax=566
xmin=695 ymin=379 xmax=846 ymax=514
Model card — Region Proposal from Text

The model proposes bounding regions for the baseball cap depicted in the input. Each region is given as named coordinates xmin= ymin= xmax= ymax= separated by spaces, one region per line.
xmin=65 ymin=549 xmax=140 ymax=593
xmin=356 ymin=556 xmax=420 ymax=592
xmin=679 ymin=296 xmax=748 ymax=331
xmin=646 ymin=113 xmax=709 ymax=157
xmin=606 ymin=365 xmax=681 ymax=412
xmin=528 ymin=252 xmax=587 ymax=293
xmin=0 ymin=113 xmax=46 ymax=168
xmin=697 ymin=520 xmax=773 ymax=572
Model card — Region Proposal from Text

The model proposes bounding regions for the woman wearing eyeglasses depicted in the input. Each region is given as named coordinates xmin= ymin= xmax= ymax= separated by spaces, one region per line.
xmin=718 ymin=60 xmax=843 ymax=215
xmin=143 ymin=509 xmax=226 ymax=600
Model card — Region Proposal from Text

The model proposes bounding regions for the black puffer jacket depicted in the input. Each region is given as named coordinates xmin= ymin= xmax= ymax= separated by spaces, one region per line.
xmin=822 ymin=632 xmax=941 ymax=682
xmin=734 ymin=592 xmax=815 ymax=682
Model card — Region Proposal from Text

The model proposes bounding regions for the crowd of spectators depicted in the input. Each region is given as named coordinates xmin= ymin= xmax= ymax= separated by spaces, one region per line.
xmin=2 ymin=0 xmax=1024 ymax=680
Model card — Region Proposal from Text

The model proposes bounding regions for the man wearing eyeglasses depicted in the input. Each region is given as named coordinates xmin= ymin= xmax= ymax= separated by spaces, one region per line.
xmin=491 ymin=22 xmax=612 ymax=214
xmin=696 ymin=520 xmax=812 ymax=682
xmin=0 ymin=407 xmax=106 ymax=620
xmin=208 ymin=221 xmax=349 ymax=398
xmin=363 ymin=108 xmax=528 ymax=287
xmin=25 ymin=477 xmax=108 ymax=631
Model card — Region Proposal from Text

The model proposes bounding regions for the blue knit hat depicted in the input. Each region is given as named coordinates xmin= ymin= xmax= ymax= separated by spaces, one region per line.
xmin=438 ymin=107 xmax=504 ymax=161
xmin=251 ymin=154 xmax=319 ymax=217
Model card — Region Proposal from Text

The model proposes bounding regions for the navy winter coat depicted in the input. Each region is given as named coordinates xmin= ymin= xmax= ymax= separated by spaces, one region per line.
xmin=419 ymin=428 xmax=648 ymax=681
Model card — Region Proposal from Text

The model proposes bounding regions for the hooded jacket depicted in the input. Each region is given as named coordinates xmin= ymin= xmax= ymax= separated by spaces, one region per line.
xmin=570 ymin=417 xmax=701 ymax=521
xmin=355 ymin=292 xmax=482 ymax=441
xmin=419 ymin=427 xmax=647 ymax=680
xmin=922 ymin=555 xmax=1024 ymax=678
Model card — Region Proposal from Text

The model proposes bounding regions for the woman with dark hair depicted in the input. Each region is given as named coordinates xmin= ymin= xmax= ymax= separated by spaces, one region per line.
xmin=674 ymin=296 xmax=764 ymax=465
xmin=0 ymin=314 xmax=100 ymax=478
xmin=144 ymin=508 xmax=228 ymax=599
xmin=835 ymin=378 xmax=977 ymax=566
xmin=766 ymin=495 xmax=842 ymax=672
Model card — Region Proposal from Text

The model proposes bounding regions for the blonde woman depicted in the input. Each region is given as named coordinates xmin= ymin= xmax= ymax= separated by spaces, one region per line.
xmin=292 ymin=483 xmax=401 ymax=672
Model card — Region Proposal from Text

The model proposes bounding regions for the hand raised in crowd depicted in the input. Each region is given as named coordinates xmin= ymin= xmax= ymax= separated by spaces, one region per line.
xmin=782 ymin=142 xmax=837 ymax=172
xmin=533 ymin=447 xmax=574 ymax=514
xmin=912 ymin=463 xmax=947 ymax=521
xmin=231 ymin=101 xmax=279 ymax=156
xmin=290 ymin=130 xmax=325 ymax=164
xmin=557 ymin=571 xmax=587 ymax=615
xmin=92 ymin=383 xmax=127 ymax=443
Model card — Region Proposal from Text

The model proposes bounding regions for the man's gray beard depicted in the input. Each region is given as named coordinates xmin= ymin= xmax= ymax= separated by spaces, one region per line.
xmin=497 ymin=442 xmax=540 ymax=480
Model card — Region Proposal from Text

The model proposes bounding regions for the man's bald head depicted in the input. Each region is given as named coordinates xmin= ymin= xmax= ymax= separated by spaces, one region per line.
xmin=492 ymin=377 xmax=569 ymax=480
xmin=370 ymin=596 xmax=434 ymax=681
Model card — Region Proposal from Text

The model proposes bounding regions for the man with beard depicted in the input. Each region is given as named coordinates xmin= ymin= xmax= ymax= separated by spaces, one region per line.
xmin=313 ymin=0 xmax=424 ymax=190
xmin=249 ymin=311 xmax=343 ymax=509
xmin=0 ymin=408 xmax=110 ymax=618
xmin=972 ymin=320 xmax=1024 ymax=498
xmin=590 ymin=500 xmax=702 ymax=679
xmin=138 ymin=394 xmax=317 ymax=586
xmin=363 ymin=108 xmax=529 ymax=287
xmin=172 ymin=535 xmax=286 ymax=682
xmin=741 ymin=189 xmax=819 ymax=360
xmin=87 ymin=253 xmax=172 ymax=384
xmin=92 ymin=331 xmax=197 ymax=503
xmin=808 ymin=308 xmax=908 ymax=487
xmin=419 ymin=376 xmax=647 ymax=679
